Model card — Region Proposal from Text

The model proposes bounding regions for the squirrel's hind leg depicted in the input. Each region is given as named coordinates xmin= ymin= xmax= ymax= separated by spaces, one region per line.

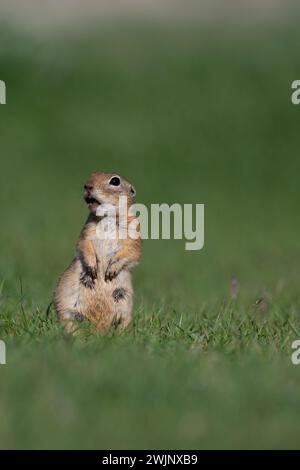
xmin=54 ymin=259 xmax=88 ymax=334
xmin=59 ymin=310 xmax=88 ymax=334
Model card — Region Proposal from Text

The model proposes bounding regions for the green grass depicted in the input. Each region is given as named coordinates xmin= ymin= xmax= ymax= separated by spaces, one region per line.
xmin=1 ymin=22 xmax=300 ymax=449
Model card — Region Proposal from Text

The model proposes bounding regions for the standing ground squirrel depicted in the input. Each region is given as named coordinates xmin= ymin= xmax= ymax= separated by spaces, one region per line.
xmin=54 ymin=172 xmax=142 ymax=333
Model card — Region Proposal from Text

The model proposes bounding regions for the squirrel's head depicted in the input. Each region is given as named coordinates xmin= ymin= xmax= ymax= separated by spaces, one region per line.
xmin=83 ymin=172 xmax=136 ymax=215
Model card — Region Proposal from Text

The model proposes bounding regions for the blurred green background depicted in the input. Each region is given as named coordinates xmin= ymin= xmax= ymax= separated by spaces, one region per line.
xmin=1 ymin=2 xmax=300 ymax=449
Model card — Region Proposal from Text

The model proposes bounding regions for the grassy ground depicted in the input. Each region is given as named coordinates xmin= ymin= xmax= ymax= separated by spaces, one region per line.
xmin=1 ymin=22 xmax=300 ymax=449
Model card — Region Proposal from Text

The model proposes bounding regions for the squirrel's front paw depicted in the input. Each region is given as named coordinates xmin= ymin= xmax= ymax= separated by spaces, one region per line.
xmin=105 ymin=261 xmax=120 ymax=282
xmin=80 ymin=266 xmax=97 ymax=289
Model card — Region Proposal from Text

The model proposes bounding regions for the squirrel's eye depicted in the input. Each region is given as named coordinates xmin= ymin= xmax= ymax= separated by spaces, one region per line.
xmin=109 ymin=176 xmax=121 ymax=186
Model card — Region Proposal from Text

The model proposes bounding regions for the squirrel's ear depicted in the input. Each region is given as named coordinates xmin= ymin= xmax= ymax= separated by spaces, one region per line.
xmin=130 ymin=185 xmax=136 ymax=197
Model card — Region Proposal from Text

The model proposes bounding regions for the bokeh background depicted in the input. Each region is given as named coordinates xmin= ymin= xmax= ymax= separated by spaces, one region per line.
xmin=1 ymin=0 xmax=300 ymax=449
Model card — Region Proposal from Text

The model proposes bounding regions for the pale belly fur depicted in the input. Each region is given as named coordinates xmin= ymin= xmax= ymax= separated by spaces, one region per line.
xmin=55 ymin=218 xmax=134 ymax=331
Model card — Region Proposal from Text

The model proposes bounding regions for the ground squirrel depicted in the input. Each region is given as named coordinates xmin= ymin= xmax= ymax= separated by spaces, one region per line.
xmin=54 ymin=172 xmax=142 ymax=333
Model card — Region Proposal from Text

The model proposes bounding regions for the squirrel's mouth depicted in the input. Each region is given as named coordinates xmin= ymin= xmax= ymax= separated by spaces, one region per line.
xmin=84 ymin=195 xmax=101 ymax=210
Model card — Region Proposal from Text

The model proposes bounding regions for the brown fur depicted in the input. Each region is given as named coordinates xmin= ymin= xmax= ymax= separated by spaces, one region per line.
xmin=54 ymin=172 xmax=142 ymax=333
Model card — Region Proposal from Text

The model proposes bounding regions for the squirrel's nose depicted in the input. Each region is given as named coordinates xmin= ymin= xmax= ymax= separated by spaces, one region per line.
xmin=84 ymin=184 xmax=93 ymax=192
